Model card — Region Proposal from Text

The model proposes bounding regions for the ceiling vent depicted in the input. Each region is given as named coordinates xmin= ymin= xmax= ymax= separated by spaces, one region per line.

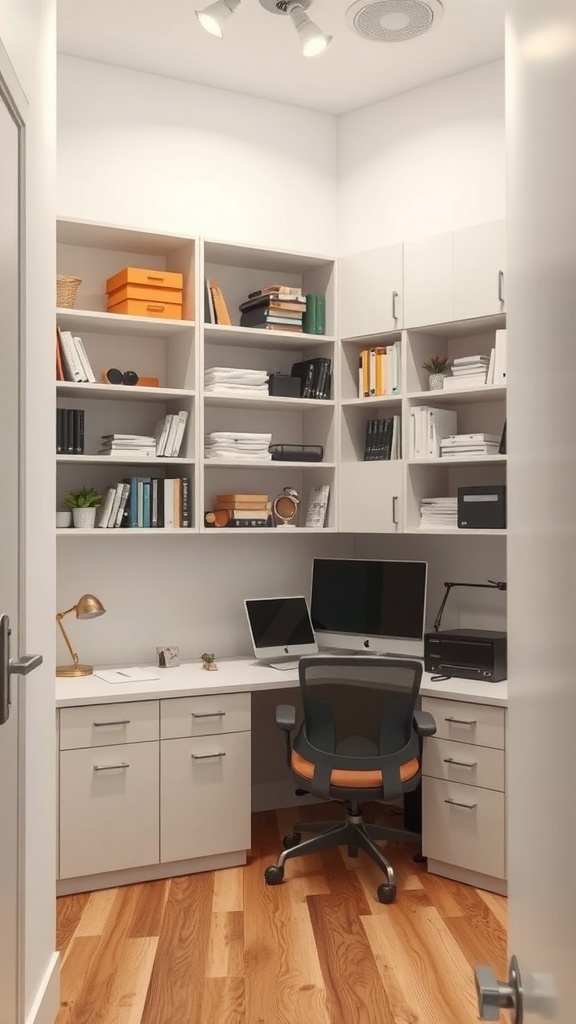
xmin=346 ymin=0 xmax=444 ymax=43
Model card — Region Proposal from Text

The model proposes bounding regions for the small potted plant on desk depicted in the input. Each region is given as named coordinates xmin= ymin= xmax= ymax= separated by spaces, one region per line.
xmin=200 ymin=652 xmax=218 ymax=671
xmin=64 ymin=486 xmax=103 ymax=529
xmin=423 ymin=355 xmax=449 ymax=391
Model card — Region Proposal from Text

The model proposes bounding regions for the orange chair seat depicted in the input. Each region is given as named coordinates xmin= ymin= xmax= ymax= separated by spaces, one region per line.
xmin=291 ymin=749 xmax=420 ymax=789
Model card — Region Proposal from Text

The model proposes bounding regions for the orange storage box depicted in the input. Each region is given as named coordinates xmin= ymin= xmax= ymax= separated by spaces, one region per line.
xmin=106 ymin=267 xmax=183 ymax=293
xmin=107 ymin=297 xmax=183 ymax=320
xmin=107 ymin=283 xmax=183 ymax=305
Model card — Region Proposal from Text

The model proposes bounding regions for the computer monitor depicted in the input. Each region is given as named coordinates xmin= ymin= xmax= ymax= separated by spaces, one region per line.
xmin=244 ymin=596 xmax=318 ymax=669
xmin=310 ymin=558 xmax=428 ymax=658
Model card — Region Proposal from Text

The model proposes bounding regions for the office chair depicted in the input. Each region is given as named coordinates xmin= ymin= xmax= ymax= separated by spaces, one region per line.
xmin=264 ymin=655 xmax=436 ymax=903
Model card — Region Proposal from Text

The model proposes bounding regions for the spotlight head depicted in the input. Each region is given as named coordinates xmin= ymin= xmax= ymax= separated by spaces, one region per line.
xmin=196 ymin=0 xmax=241 ymax=39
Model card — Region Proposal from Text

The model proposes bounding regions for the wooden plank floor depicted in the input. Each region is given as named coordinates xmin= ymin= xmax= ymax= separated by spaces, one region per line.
xmin=56 ymin=804 xmax=508 ymax=1024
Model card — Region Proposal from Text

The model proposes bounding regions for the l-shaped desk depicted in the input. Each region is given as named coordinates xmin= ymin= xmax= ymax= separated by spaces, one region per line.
xmin=55 ymin=658 xmax=508 ymax=897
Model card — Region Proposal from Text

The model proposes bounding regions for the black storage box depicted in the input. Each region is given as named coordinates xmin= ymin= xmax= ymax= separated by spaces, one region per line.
xmin=268 ymin=373 xmax=302 ymax=398
xmin=458 ymin=485 xmax=507 ymax=529
xmin=269 ymin=444 xmax=323 ymax=462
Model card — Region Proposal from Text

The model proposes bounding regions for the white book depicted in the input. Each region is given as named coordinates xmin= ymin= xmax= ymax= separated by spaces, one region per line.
xmin=73 ymin=335 xmax=96 ymax=383
xmin=369 ymin=348 xmax=376 ymax=396
xmin=114 ymin=483 xmax=131 ymax=528
xmin=358 ymin=356 xmax=363 ymax=398
xmin=97 ymin=488 xmax=116 ymax=528
xmin=452 ymin=354 xmax=489 ymax=365
xmin=169 ymin=410 xmax=189 ymax=457
xmin=155 ymin=415 xmax=172 ymax=457
xmin=305 ymin=485 xmax=330 ymax=528
xmin=137 ymin=480 xmax=144 ymax=528
xmin=442 ymin=433 xmax=500 ymax=446
xmin=493 ymin=329 xmax=507 ymax=385
xmin=442 ymin=377 xmax=487 ymax=391
xmin=486 ymin=347 xmax=496 ymax=385
xmin=391 ymin=414 xmax=401 ymax=459
xmin=164 ymin=415 xmax=179 ymax=457
xmin=163 ymin=478 xmax=175 ymax=528
xmin=426 ymin=407 xmax=458 ymax=458
xmin=107 ymin=483 xmax=125 ymax=528
xmin=59 ymin=330 xmax=86 ymax=382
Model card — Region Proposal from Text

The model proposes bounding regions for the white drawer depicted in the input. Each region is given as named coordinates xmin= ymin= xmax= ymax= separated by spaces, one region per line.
xmin=160 ymin=731 xmax=251 ymax=863
xmin=160 ymin=692 xmax=251 ymax=739
xmin=59 ymin=701 xmax=160 ymax=750
xmin=423 ymin=736 xmax=505 ymax=792
xmin=421 ymin=697 xmax=505 ymax=750
xmin=422 ymin=777 xmax=506 ymax=880
xmin=59 ymin=741 xmax=160 ymax=878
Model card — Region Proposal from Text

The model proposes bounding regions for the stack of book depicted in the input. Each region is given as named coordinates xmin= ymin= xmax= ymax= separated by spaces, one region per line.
xmin=56 ymin=328 xmax=96 ymax=383
xmin=409 ymin=406 xmax=457 ymax=459
xmin=56 ymin=408 xmax=84 ymax=455
xmin=363 ymin=417 xmax=401 ymax=460
xmin=238 ymin=286 xmax=306 ymax=332
xmin=204 ymin=367 xmax=269 ymax=397
xmin=154 ymin=411 xmax=189 ymax=457
xmin=204 ymin=431 xmax=272 ymax=461
xmin=420 ymin=497 xmax=458 ymax=529
xmin=99 ymin=433 xmax=157 ymax=457
xmin=290 ymin=357 xmax=331 ymax=399
xmin=205 ymin=493 xmax=272 ymax=528
xmin=98 ymin=476 xmax=191 ymax=528
xmin=443 ymin=355 xmax=489 ymax=390
xmin=358 ymin=343 xmax=401 ymax=397
xmin=440 ymin=433 xmax=502 ymax=459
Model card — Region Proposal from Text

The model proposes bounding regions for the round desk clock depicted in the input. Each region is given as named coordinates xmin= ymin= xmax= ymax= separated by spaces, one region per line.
xmin=273 ymin=486 xmax=300 ymax=527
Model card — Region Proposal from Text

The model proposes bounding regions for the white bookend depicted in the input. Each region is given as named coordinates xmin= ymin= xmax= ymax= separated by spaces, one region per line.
xmin=107 ymin=483 xmax=125 ymax=528
xmin=73 ymin=336 xmax=96 ymax=383
xmin=170 ymin=410 xmax=189 ymax=457
xmin=97 ymin=488 xmax=116 ymax=528
xmin=305 ymin=485 xmax=330 ymax=528
xmin=164 ymin=479 xmax=175 ymax=528
xmin=59 ymin=330 xmax=86 ymax=382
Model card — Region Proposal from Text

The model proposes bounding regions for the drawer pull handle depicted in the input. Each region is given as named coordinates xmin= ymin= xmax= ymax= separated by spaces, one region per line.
xmin=443 ymin=758 xmax=478 ymax=768
xmin=93 ymin=762 xmax=130 ymax=771
xmin=146 ymin=274 xmax=165 ymax=281
xmin=93 ymin=720 xmax=131 ymax=727
xmin=445 ymin=717 xmax=477 ymax=726
xmin=146 ymin=304 xmax=165 ymax=311
xmin=444 ymin=798 xmax=477 ymax=810
xmin=191 ymin=711 xmax=225 ymax=719
xmin=191 ymin=752 xmax=226 ymax=760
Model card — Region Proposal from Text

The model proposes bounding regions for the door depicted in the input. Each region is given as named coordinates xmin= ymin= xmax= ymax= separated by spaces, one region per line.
xmin=339 ymin=243 xmax=403 ymax=337
xmin=453 ymin=221 xmax=506 ymax=321
xmin=0 ymin=74 xmax=24 ymax=1024
xmin=403 ymin=231 xmax=453 ymax=328
xmin=475 ymin=1 xmax=576 ymax=1021
xmin=339 ymin=461 xmax=403 ymax=533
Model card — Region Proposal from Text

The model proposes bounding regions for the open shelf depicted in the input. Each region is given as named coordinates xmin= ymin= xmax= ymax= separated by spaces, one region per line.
xmin=57 ymin=528 xmax=196 ymax=536
xmin=204 ymin=323 xmax=334 ymax=350
xmin=56 ymin=382 xmax=195 ymax=403
xmin=57 ymin=455 xmax=195 ymax=465
xmin=341 ymin=395 xmax=401 ymax=407
xmin=409 ymin=456 xmax=506 ymax=467
xmin=203 ymin=460 xmax=335 ymax=469
xmin=407 ymin=385 xmax=506 ymax=405
xmin=57 ymin=308 xmax=194 ymax=338
xmin=405 ymin=528 xmax=507 ymax=536
xmin=204 ymin=393 xmax=333 ymax=411
xmin=200 ymin=527 xmax=337 ymax=535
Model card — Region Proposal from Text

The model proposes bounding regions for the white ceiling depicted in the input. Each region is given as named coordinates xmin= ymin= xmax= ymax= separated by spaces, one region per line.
xmin=57 ymin=0 xmax=504 ymax=115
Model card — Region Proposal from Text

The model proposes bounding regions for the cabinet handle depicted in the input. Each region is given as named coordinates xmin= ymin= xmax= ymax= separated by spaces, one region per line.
xmin=93 ymin=762 xmax=130 ymax=771
xmin=146 ymin=274 xmax=165 ymax=281
xmin=392 ymin=495 xmax=398 ymax=525
xmin=191 ymin=751 xmax=226 ymax=760
xmin=444 ymin=798 xmax=477 ymax=811
xmin=93 ymin=720 xmax=131 ymax=727
xmin=445 ymin=717 xmax=477 ymax=726
xmin=443 ymin=758 xmax=478 ymax=768
xmin=392 ymin=290 xmax=399 ymax=322
xmin=146 ymin=304 xmax=166 ymax=312
xmin=498 ymin=270 xmax=505 ymax=305
xmin=191 ymin=711 xmax=225 ymax=718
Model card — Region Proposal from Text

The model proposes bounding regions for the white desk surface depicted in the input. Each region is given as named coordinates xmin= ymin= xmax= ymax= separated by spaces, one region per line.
xmin=55 ymin=656 xmax=508 ymax=709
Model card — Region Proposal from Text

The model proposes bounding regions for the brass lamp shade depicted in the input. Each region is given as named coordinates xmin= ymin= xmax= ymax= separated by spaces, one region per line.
xmin=56 ymin=593 xmax=106 ymax=678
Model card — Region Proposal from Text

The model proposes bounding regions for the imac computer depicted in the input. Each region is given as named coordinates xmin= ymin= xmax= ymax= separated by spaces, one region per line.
xmin=310 ymin=558 xmax=428 ymax=659
xmin=244 ymin=596 xmax=318 ymax=670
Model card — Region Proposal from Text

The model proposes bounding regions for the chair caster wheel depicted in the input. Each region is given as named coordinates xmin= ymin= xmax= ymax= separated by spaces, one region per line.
xmin=264 ymin=865 xmax=285 ymax=886
xmin=282 ymin=833 xmax=301 ymax=850
xmin=377 ymin=883 xmax=397 ymax=904
xmin=413 ymin=852 xmax=427 ymax=864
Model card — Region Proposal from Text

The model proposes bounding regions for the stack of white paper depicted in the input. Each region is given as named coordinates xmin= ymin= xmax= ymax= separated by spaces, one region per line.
xmin=204 ymin=431 xmax=272 ymax=461
xmin=420 ymin=497 xmax=458 ymax=528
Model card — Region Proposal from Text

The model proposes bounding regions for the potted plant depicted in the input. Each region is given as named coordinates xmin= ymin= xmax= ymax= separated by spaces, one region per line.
xmin=200 ymin=652 xmax=218 ymax=672
xmin=423 ymin=355 xmax=449 ymax=390
xmin=64 ymin=486 xmax=103 ymax=529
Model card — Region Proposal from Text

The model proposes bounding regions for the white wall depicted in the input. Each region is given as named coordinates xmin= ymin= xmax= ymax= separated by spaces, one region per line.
xmin=1 ymin=3 xmax=57 ymax=1022
xmin=57 ymin=56 xmax=338 ymax=255
xmin=338 ymin=60 xmax=505 ymax=254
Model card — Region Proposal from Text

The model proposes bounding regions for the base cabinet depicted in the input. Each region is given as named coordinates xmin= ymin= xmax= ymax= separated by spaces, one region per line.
xmin=160 ymin=731 xmax=251 ymax=863
xmin=59 ymin=741 xmax=160 ymax=878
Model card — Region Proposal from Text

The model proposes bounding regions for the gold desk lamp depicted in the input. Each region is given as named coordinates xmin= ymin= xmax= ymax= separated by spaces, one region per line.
xmin=56 ymin=593 xmax=105 ymax=677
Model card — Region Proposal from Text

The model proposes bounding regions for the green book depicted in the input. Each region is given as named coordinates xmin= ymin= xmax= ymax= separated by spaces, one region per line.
xmin=303 ymin=293 xmax=317 ymax=335
xmin=315 ymin=294 xmax=326 ymax=335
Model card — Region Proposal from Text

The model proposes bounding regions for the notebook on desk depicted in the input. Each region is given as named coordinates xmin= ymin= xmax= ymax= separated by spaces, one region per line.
xmin=93 ymin=666 xmax=160 ymax=684
xmin=244 ymin=595 xmax=318 ymax=671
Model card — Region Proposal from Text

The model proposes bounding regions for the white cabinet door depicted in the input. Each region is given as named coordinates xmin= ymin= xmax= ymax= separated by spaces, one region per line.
xmin=403 ymin=232 xmax=453 ymax=328
xmin=453 ymin=220 xmax=506 ymax=320
xmin=339 ymin=461 xmax=403 ymax=533
xmin=161 ymin=731 xmax=251 ymax=864
xmin=339 ymin=244 xmax=403 ymax=338
xmin=60 ymin=741 xmax=159 ymax=878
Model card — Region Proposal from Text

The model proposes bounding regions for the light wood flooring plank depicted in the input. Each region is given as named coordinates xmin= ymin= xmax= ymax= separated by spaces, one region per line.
xmin=128 ymin=880 xmax=169 ymax=939
xmin=476 ymin=888 xmax=508 ymax=929
xmin=56 ymin=892 xmax=91 ymax=954
xmin=106 ymin=936 xmax=158 ymax=1024
xmin=212 ymin=865 xmax=244 ymax=913
xmin=206 ymin=910 xmax=244 ymax=978
xmin=200 ymin=977 xmax=245 ymax=1024
xmin=56 ymin=936 xmax=101 ymax=1024
xmin=73 ymin=887 xmax=118 ymax=938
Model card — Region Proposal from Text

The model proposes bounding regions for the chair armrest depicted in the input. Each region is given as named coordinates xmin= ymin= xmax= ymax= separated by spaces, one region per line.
xmin=414 ymin=710 xmax=437 ymax=738
xmin=276 ymin=705 xmax=296 ymax=732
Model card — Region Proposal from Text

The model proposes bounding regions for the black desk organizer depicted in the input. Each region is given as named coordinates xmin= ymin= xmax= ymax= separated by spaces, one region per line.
xmin=269 ymin=444 xmax=323 ymax=462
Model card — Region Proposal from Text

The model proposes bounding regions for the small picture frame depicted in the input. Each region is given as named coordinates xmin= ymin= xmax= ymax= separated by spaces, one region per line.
xmin=156 ymin=645 xmax=180 ymax=668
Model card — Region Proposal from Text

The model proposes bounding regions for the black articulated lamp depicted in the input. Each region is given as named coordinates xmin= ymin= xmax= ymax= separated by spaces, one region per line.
xmin=424 ymin=579 xmax=508 ymax=683
xmin=432 ymin=579 xmax=507 ymax=633
xmin=56 ymin=593 xmax=106 ymax=678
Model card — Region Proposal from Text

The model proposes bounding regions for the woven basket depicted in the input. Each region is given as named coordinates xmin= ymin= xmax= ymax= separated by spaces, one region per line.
xmin=57 ymin=275 xmax=82 ymax=309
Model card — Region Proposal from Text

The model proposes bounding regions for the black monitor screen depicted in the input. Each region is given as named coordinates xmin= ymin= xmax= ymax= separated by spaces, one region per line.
xmin=246 ymin=597 xmax=316 ymax=650
xmin=310 ymin=559 xmax=427 ymax=640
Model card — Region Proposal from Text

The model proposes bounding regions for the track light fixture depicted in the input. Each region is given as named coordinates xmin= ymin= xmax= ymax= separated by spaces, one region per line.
xmin=196 ymin=0 xmax=331 ymax=57
xmin=195 ymin=0 xmax=241 ymax=39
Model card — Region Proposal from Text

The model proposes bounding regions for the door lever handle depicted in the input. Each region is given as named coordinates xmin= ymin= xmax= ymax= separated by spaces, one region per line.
xmin=10 ymin=654 xmax=43 ymax=675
